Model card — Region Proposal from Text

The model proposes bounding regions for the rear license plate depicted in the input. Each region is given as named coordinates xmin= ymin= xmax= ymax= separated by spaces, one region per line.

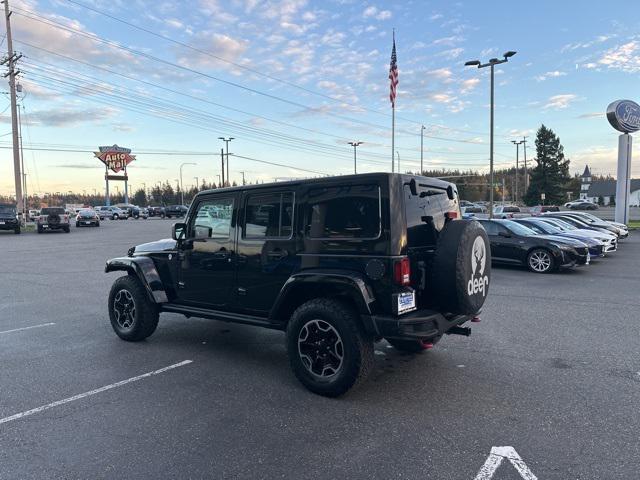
xmin=42 ymin=224 xmax=48 ymax=227
xmin=0 ymin=221 xmax=4 ymax=225
xmin=397 ymin=292 xmax=416 ymax=314
xmin=84 ymin=221 xmax=91 ymax=224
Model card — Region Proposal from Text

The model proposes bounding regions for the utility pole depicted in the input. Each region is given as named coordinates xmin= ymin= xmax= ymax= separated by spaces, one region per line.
xmin=420 ymin=125 xmax=425 ymax=174
xmin=348 ymin=141 xmax=362 ymax=174
xmin=220 ymin=148 xmax=225 ymax=186
xmin=3 ymin=0 xmax=23 ymax=222
xmin=239 ymin=171 xmax=246 ymax=185
xmin=502 ymin=177 xmax=505 ymax=204
xmin=522 ymin=136 xmax=528 ymax=194
xmin=218 ymin=137 xmax=234 ymax=186
xmin=18 ymin=102 xmax=26 ymax=210
xmin=216 ymin=174 xmax=221 ymax=187
xmin=396 ymin=151 xmax=400 ymax=173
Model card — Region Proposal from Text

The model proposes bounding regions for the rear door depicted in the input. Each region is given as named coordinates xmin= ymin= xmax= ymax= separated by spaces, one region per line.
xmin=235 ymin=189 xmax=297 ymax=315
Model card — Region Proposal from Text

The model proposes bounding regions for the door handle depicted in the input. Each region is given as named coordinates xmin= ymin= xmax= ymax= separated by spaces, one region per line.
xmin=267 ymin=249 xmax=288 ymax=260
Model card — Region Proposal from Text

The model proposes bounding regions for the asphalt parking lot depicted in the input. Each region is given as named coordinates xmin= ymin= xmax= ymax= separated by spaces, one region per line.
xmin=0 ymin=219 xmax=638 ymax=479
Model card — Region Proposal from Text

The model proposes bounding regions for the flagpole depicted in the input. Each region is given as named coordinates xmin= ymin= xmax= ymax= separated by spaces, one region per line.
xmin=391 ymin=106 xmax=395 ymax=173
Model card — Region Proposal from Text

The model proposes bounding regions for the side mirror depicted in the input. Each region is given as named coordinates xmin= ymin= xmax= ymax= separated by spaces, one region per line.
xmin=172 ymin=222 xmax=186 ymax=241
xmin=498 ymin=231 xmax=511 ymax=238
xmin=194 ymin=225 xmax=212 ymax=239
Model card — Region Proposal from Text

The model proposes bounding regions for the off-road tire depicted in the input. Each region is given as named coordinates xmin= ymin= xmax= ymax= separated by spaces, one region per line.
xmin=37 ymin=225 xmax=43 ymax=234
xmin=76 ymin=222 xmax=80 ymax=228
xmin=64 ymin=226 xmax=70 ymax=233
xmin=96 ymin=222 xmax=100 ymax=227
xmin=112 ymin=214 xmax=119 ymax=220
xmin=286 ymin=298 xmax=374 ymax=397
xmin=108 ymin=275 xmax=159 ymax=342
xmin=14 ymin=227 xmax=20 ymax=234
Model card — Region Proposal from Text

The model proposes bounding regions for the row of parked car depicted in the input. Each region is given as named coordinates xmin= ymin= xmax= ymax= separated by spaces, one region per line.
xmin=93 ymin=204 xmax=188 ymax=220
xmin=467 ymin=211 xmax=628 ymax=273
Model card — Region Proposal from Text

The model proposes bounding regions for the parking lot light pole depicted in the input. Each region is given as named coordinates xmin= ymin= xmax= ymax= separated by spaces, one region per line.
xmin=348 ymin=141 xmax=363 ymax=174
xmin=420 ymin=125 xmax=426 ymax=174
xmin=511 ymin=139 xmax=524 ymax=204
xmin=179 ymin=162 xmax=196 ymax=206
xmin=465 ymin=51 xmax=517 ymax=219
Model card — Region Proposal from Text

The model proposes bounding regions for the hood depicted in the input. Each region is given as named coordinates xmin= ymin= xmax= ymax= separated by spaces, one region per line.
xmin=536 ymin=234 xmax=585 ymax=247
xmin=131 ymin=238 xmax=177 ymax=254
xmin=558 ymin=233 xmax=598 ymax=246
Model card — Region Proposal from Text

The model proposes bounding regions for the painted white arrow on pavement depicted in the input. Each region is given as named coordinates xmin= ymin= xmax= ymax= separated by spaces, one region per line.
xmin=474 ymin=446 xmax=538 ymax=480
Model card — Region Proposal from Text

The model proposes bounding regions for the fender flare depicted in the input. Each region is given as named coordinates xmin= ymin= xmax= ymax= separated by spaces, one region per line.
xmin=269 ymin=270 xmax=378 ymax=334
xmin=105 ymin=256 xmax=168 ymax=303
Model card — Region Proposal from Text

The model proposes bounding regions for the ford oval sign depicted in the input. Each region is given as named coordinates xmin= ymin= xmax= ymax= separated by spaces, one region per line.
xmin=607 ymin=100 xmax=640 ymax=133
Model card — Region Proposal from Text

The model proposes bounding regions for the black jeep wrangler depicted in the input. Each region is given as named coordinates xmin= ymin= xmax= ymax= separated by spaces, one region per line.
xmin=106 ymin=173 xmax=491 ymax=396
xmin=0 ymin=203 xmax=20 ymax=234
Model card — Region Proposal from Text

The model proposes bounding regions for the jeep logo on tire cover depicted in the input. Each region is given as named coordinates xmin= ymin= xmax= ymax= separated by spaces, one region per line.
xmin=468 ymin=236 xmax=489 ymax=297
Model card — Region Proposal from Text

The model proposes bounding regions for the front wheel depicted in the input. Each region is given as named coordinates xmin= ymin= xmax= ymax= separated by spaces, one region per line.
xmin=527 ymin=248 xmax=555 ymax=273
xmin=113 ymin=214 xmax=119 ymax=220
xmin=108 ymin=276 xmax=159 ymax=341
xmin=286 ymin=299 xmax=374 ymax=397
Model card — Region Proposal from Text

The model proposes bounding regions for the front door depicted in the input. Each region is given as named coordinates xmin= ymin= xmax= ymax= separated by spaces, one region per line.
xmin=177 ymin=194 xmax=237 ymax=309
xmin=236 ymin=190 xmax=297 ymax=315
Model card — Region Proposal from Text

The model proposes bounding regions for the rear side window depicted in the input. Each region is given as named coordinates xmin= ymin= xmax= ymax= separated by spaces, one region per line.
xmin=504 ymin=206 xmax=520 ymax=213
xmin=42 ymin=208 xmax=65 ymax=215
xmin=480 ymin=221 xmax=498 ymax=235
xmin=306 ymin=185 xmax=380 ymax=239
xmin=244 ymin=192 xmax=294 ymax=239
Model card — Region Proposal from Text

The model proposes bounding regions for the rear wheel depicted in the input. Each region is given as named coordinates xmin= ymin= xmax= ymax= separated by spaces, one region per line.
xmin=37 ymin=225 xmax=43 ymax=234
xmin=76 ymin=222 xmax=80 ymax=228
xmin=64 ymin=226 xmax=70 ymax=233
xmin=108 ymin=275 xmax=159 ymax=341
xmin=286 ymin=299 xmax=374 ymax=397
xmin=14 ymin=227 xmax=20 ymax=234
xmin=527 ymin=248 xmax=555 ymax=273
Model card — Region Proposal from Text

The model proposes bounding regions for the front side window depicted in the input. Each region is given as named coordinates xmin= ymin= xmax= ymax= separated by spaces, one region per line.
xmin=191 ymin=197 xmax=234 ymax=239
xmin=244 ymin=192 xmax=294 ymax=239
xmin=306 ymin=185 xmax=380 ymax=239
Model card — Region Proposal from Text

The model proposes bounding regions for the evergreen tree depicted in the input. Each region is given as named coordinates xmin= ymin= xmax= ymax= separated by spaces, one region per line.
xmin=132 ymin=189 xmax=147 ymax=206
xmin=524 ymin=124 xmax=570 ymax=205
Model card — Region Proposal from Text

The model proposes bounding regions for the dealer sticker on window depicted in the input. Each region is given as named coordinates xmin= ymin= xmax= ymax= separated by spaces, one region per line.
xmin=397 ymin=291 xmax=416 ymax=314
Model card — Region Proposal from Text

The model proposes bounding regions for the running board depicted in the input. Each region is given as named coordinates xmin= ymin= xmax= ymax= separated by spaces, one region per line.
xmin=160 ymin=303 xmax=280 ymax=330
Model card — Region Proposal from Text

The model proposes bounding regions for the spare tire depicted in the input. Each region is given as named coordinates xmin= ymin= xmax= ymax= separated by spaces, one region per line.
xmin=48 ymin=214 xmax=60 ymax=225
xmin=428 ymin=220 xmax=491 ymax=315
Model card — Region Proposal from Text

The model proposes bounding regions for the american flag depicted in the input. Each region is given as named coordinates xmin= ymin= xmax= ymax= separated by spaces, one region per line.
xmin=389 ymin=34 xmax=398 ymax=107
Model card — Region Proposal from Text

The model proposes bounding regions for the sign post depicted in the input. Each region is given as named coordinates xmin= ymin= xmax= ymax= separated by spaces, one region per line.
xmin=94 ymin=145 xmax=136 ymax=206
xmin=606 ymin=100 xmax=640 ymax=224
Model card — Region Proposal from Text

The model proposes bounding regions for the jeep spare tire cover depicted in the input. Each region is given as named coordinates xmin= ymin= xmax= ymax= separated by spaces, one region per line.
xmin=429 ymin=219 xmax=491 ymax=315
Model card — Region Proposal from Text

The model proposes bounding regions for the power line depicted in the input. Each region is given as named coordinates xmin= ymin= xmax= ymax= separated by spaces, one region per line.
xmin=63 ymin=0 xmax=501 ymax=139
xmin=12 ymin=6 xmax=499 ymax=147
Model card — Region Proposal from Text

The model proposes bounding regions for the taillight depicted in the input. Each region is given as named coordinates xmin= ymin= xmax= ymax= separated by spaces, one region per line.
xmin=445 ymin=211 xmax=458 ymax=220
xmin=393 ymin=257 xmax=411 ymax=286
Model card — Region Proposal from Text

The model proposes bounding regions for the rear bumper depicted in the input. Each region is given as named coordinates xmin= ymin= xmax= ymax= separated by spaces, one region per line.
xmin=0 ymin=221 xmax=19 ymax=230
xmin=364 ymin=309 xmax=475 ymax=341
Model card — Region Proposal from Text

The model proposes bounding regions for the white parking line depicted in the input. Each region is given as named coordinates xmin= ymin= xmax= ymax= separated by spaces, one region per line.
xmin=0 ymin=360 xmax=193 ymax=426
xmin=0 ymin=322 xmax=56 ymax=335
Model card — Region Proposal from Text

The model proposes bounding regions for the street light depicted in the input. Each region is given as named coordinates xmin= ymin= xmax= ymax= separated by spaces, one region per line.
xmin=218 ymin=137 xmax=234 ymax=186
xmin=465 ymin=50 xmax=517 ymax=218
xmin=348 ymin=141 xmax=363 ymax=174
xmin=396 ymin=150 xmax=400 ymax=173
xmin=179 ymin=162 xmax=196 ymax=205
xmin=511 ymin=139 xmax=524 ymax=203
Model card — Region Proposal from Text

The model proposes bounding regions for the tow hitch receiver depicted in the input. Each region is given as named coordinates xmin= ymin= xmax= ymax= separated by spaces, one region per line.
xmin=447 ymin=326 xmax=471 ymax=337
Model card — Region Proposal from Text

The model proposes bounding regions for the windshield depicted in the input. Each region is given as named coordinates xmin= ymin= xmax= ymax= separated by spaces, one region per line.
xmin=0 ymin=205 xmax=16 ymax=214
xmin=502 ymin=220 xmax=537 ymax=236
xmin=530 ymin=221 xmax=561 ymax=234
xmin=548 ymin=218 xmax=576 ymax=230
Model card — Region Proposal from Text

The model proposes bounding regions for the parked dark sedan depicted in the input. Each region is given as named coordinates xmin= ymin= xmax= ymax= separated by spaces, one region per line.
xmin=478 ymin=219 xmax=589 ymax=273
xmin=513 ymin=218 xmax=604 ymax=258
xmin=75 ymin=209 xmax=100 ymax=227
xmin=164 ymin=205 xmax=188 ymax=218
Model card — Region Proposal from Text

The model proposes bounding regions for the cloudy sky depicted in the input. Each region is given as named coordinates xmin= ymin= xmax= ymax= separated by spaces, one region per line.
xmin=1 ymin=0 xmax=639 ymax=195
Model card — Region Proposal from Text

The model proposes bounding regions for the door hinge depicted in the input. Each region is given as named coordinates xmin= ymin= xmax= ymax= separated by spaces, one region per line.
xmin=178 ymin=281 xmax=185 ymax=288
xmin=237 ymin=287 xmax=247 ymax=296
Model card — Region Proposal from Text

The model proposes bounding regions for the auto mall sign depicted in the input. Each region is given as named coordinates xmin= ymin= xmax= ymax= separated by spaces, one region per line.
xmin=606 ymin=99 xmax=640 ymax=133
xmin=94 ymin=145 xmax=136 ymax=173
